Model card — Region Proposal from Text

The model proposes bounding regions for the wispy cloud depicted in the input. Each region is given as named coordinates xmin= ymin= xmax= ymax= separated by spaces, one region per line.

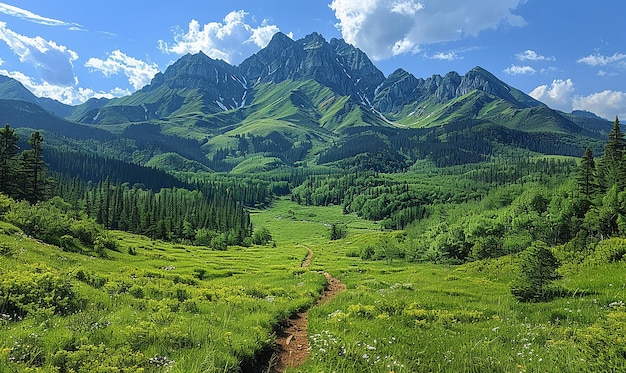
xmin=431 ymin=51 xmax=460 ymax=61
xmin=516 ymin=50 xmax=555 ymax=62
xmin=85 ymin=50 xmax=159 ymax=90
xmin=577 ymin=52 xmax=626 ymax=66
xmin=504 ymin=64 xmax=536 ymax=75
xmin=0 ymin=2 xmax=81 ymax=28
xmin=0 ymin=22 xmax=78 ymax=86
xmin=329 ymin=0 xmax=526 ymax=60
xmin=158 ymin=10 xmax=288 ymax=64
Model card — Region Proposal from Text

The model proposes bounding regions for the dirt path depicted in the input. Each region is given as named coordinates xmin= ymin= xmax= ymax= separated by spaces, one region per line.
xmin=271 ymin=248 xmax=346 ymax=372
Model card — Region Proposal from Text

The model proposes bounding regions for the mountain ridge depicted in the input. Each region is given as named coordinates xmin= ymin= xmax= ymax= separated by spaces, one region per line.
xmin=0 ymin=31 xmax=610 ymax=173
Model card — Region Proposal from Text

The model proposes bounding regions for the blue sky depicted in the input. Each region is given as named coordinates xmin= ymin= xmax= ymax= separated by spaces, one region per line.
xmin=0 ymin=0 xmax=624 ymax=120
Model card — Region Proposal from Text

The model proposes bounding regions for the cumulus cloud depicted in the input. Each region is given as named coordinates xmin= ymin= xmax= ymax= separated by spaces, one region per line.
xmin=0 ymin=22 xmax=78 ymax=86
xmin=577 ymin=52 xmax=626 ymax=67
xmin=0 ymin=2 xmax=80 ymax=28
xmin=529 ymin=79 xmax=626 ymax=120
xmin=504 ymin=65 xmax=536 ymax=75
xmin=85 ymin=50 xmax=159 ymax=90
xmin=158 ymin=10 xmax=286 ymax=64
xmin=516 ymin=50 xmax=554 ymax=62
xmin=329 ymin=0 xmax=526 ymax=60
xmin=573 ymin=91 xmax=626 ymax=120
xmin=529 ymin=79 xmax=575 ymax=112
xmin=0 ymin=68 xmax=130 ymax=104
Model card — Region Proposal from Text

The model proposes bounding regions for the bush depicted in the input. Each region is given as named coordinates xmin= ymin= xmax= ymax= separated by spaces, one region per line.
xmin=0 ymin=266 xmax=82 ymax=320
xmin=210 ymin=234 xmax=228 ymax=251
xmin=329 ymin=223 xmax=348 ymax=240
xmin=59 ymin=234 xmax=80 ymax=252
xmin=70 ymin=219 xmax=103 ymax=246
xmin=588 ymin=238 xmax=626 ymax=264
xmin=94 ymin=235 xmax=118 ymax=257
xmin=252 ymin=227 xmax=272 ymax=245
xmin=195 ymin=228 xmax=217 ymax=246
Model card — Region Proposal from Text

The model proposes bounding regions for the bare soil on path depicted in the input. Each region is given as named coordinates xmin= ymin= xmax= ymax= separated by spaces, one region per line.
xmin=271 ymin=248 xmax=346 ymax=372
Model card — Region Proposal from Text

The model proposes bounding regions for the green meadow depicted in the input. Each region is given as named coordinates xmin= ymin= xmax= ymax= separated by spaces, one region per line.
xmin=1 ymin=197 xmax=626 ymax=372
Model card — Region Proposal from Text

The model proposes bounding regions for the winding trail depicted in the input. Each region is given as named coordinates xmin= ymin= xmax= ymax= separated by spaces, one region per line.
xmin=271 ymin=248 xmax=346 ymax=372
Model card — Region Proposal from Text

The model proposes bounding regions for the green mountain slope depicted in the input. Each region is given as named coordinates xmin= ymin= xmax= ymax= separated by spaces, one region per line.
xmin=0 ymin=32 xmax=607 ymax=172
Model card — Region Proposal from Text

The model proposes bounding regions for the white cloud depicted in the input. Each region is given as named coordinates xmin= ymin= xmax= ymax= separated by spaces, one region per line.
xmin=0 ymin=68 xmax=130 ymax=105
xmin=529 ymin=79 xmax=575 ymax=112
xmin=85 ymin=50 xmax=159 ymax=90
xmin=529 ymin=79 xmax=626 ymax=120
xmin=329 ymin=0 xmax=526 ymax=60
xmin=516 ymin=50 xmax=554 ymax=62
xmin=432 ymin=51 xmax=459 ymax=61
xmin=0 ymin=2 xmax=80 ymax=28
xmin=391 ymin=1 xmax=425 ymax=15
xmin=573 ymin=90 xmax=626 ymax=121
xmin=577 ymin=52 xmax=626 ymax=67
xmin=0 ymin=22 xmax=78 ymax=86
xmin=158 ymin=10 xmax=287 ymax=64
xmin=504 ymin=64 xmax=536 ymax=75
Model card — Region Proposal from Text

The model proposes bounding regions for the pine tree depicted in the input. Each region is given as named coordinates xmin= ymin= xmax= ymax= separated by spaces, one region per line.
xmin=577 ymin=148 xmax=598 ymax=198
xmin=0 ymin=124 xmax=20 ymax=196
xmin=19 ymin=131 xmax=47 ymax=203
xmin=599 ymin=116 xmax=626 ymax=190
xmin=511 ymin=241 xmax=562 ymax=302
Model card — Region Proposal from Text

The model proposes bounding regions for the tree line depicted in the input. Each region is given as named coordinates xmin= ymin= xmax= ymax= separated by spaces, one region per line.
xmin=0 ymin=123 xmax=256 ymax=249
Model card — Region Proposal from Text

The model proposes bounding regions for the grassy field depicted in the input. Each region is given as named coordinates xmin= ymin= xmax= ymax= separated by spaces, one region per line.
xmin=1 ymin=198 xmax=626 ymax=372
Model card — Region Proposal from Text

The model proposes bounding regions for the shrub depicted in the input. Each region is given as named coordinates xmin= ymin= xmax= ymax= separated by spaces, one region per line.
xmin=588 ymin=238 xmax=626 ymax=264
xmin=59 ymin=234 xmax=80 ymax=252
xmin=70 ymin=219 xmax=103 ymax=246
xmin=74 ymin=269 xmax=106 ymax=288
xmin=329 ymin=223 xmax=347 ymax=240
xmin=252 ymin=227 xmax=272 ymax=245
xmin=0 ymin=266 xmax=82 ymax=319
xmin=94 ymin=235 xmax=118 ymax=257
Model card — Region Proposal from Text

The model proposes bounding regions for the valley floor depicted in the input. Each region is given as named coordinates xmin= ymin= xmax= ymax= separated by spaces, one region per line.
xmin=0 ymin=198 xmax=625 ymax=372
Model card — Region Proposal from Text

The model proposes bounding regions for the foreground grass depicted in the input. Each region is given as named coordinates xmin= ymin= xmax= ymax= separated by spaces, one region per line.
xmin=1 ymin=198 xmax=626 ymax=372
xmin=256 ymin=200 xmax=626 ymax=373
xmin=0 ymin=224 xmax=325 ymax=372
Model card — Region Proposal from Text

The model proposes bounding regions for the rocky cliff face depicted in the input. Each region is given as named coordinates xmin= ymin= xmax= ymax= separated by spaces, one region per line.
xmin=143 ymin=51 xmax=249 ymax=110
xmin=238 ymin=32 xmax=385 ymax=101
xmin=373 ymin=66 xmax=543 ymax=114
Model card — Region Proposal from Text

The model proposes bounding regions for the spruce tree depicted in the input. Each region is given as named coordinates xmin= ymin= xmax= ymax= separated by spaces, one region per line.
xmin=0 ymin=124 xmax=19 ymax=196
xmin=511 ymin=241 xmax=562 ymax=302
xmin=599 ymin=116 xmax=625 ymax=190
xmin=19 ymin=131 xmax=47 ymax=203
xmin=577 ymin=148 xmax=598 ymax=198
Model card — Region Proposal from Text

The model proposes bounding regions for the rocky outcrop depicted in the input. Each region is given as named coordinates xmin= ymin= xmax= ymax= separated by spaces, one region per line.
xmin=373 ymin=66 xmax=543 ymax=114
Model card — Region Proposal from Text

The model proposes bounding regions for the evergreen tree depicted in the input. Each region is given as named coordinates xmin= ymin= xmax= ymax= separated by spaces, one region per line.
xmin=0 ymin=124 xmax=19 ymax=196
xmin=511 ymin=241 xmax=562 ymax=302
xmin=599 ymin=116 xmax=625 ymax=190
xmin=19 ymin=131 xmax=47 ymax=203
xmin=577 ymin=148 xmax=598 ymax=198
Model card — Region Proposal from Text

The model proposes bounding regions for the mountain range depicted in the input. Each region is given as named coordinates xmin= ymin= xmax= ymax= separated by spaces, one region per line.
xmin=0 ymin=32 xmax=612 ymax=174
